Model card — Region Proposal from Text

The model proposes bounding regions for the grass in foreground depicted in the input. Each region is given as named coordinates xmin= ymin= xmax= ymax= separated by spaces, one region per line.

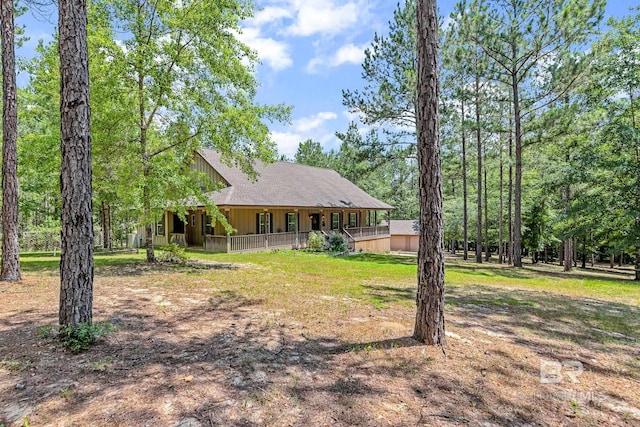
xmin=5 ymin=249 xmax=639 ymax=426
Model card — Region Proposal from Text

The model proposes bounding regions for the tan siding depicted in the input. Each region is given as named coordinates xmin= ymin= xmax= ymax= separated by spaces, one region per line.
xmin=355 ymin=237 xmax=390 ymax=253
xmin=391 ymin=235 xmax=418 ymax=252
xmin=208 ymin=207 xmax=377 ymax=237
xmin=192 ymin=152 xmax=227 ymax=188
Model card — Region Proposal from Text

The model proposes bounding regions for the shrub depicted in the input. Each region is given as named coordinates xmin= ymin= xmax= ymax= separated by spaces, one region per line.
xmin=307 ymin=231 xmax=325 ymax=251
xmin=158 ymin=243 xmax=189 ymax=264
xmin=60 ymin=322 xmax=114 ymax=353
xmin=327 ymin=232 xmax=347 ymax=252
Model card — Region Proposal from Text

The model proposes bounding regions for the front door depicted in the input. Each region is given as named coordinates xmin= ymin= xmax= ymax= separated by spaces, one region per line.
xmin=311 ymin=213 xmax=321 ymax=231
xmin=186 ymin=211 xmax=203 ymax=246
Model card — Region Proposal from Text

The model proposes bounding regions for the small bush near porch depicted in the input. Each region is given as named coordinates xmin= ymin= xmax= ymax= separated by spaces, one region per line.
xmin=1 ymin=251 xmax=638 ymax=426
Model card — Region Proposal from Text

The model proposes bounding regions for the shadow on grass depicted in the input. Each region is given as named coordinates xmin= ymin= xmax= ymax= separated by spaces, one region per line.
xmin=360 ymin=283 xmax=639 ymax=353
xmin=342 ymin=253 xmax=417 ymax=266
xmin=449 ymin=261 xmax=638 ymax=284
xmin=20 ymin=254 xmax=238 ymax=277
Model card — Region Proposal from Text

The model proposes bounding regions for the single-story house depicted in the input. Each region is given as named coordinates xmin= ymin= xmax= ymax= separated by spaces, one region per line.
xmin=389 ymin=220 xmax=419 ymax=252
xmin=141 ymin=148 xmax=393 ymax=253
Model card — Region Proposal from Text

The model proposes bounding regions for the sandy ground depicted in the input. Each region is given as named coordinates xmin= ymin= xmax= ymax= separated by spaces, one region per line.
xmin=1 ymin=261 xmax=639 ymax=426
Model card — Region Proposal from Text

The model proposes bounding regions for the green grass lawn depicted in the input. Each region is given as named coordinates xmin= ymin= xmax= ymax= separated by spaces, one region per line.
xmin=8 ymin=249 xmax=640 ymax=425
xmin=19 ymin=249 xmax=640 ymax=343
xmin=21 ymin=249 xmax=640 ymax=305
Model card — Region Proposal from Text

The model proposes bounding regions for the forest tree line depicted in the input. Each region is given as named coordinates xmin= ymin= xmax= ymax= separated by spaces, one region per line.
xmin=5 ymin=0 xmax=639 ymax=280
xmin=292 ymin=0 xmax=639 ymax=279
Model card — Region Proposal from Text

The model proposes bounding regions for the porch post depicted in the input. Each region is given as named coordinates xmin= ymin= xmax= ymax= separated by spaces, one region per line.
xmin=295 ymin=209 xmax=299 ymax=249
xmin=375 ymin=211 xmax=378 ymax=236
xmin=226 ymin=208 xmax=231 ymax=253
xmin=264 ymin=208 xmax=269 ymax=249
xmin=387 ymin=210 xmax=391 ymax=234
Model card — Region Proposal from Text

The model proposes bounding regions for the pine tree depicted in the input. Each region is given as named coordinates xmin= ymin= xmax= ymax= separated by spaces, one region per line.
xmin=414 ymin=0 xmax=445 ymax=346
xmin=58 ymin=0 xmax=94 ymax=328
xmin=0 ymin=0 xmax=21 ymax=281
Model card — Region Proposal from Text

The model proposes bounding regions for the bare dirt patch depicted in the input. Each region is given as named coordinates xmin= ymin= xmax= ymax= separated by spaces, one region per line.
xmin=1 ymin=259 xmax=639 ymax=426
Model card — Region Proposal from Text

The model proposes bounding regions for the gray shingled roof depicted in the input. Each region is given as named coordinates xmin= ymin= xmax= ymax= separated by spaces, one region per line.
xmin=389 ymin=220 xmax=419 ymax=235
xmin=199 ymin=149 xmax=393 ymax=210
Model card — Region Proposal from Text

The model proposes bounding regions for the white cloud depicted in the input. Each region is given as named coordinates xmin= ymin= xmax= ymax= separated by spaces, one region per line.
xmin=294 ymin=111 xmax=337 ymax=133
xmin=236 ymin=27 xmax=293 ymax=71
xmin=285 ymin=0 xmax=372 ymax=37
xmin=254 ymin=0 xmax=373 ymax=38
xmin=270 ymin=111 xmax=339 ymax=158
xmin=330 ymin=43 xmax=366 ymax=66
xmin=270 ymin=131 xmax=305 ymax=158
xmin=306 ymin=43 xmax=367 ymax=73
xmin=251 ymin=6 xmax=292 ymax=27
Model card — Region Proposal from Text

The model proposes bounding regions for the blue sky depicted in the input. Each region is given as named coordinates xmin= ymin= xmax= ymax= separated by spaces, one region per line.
xmin=16 ymin=1 xmax=637 ymax=159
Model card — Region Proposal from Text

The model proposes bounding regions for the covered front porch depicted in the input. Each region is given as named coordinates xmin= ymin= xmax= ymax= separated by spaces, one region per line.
xmin=149 ymin=206 xmax=391 ymax=253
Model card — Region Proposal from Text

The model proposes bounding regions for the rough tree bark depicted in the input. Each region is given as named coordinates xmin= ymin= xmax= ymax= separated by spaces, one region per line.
xmin=461 ymin=98 xmax=468 ymax=261
xmin=498 ymin=134 xmax=504 ymax=264
xmin=511 ymin=49 xmax=523 ymax=267
xmin=508 ymin=116 xmax=513 ymax=265
xmin=475 ymin=73 xmax=483 ymax=264
xmin=564 ymin=239 xmax=572 ymax=272
xmin=635 ymin=246 xmax=640 ymax=281
xmin=58 ymin=0 xmax=93 ymax=328
xmin=102 ymin=201 xmax=112 ymax=250
xmin=484 ymin=165 xmax=489 ymax=261
xmin=564 ymin=184 xmax=572 ymax=272
xmin=0 ymin=0 xmax=21 ymax=281
xmin=414 ymin=0 xmax=445 ymax=347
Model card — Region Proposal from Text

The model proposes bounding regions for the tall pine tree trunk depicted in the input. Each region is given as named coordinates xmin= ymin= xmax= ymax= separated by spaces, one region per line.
xmin=564 ymin=239 xmax=572 ymax=272
xmin=635 ymin=246 xmax=640 ymax=281
xmin=414 ymin=0 xmax=445 ymax=347
xmin=564 ymin=184 xmax=572 ymax=272
xmin=610 ymin=252 xmax=614 ymax=269
xmin=0 ymin=0 xmax=20 ymax=281
xmin=508 ymin=116 xmax=513 ymax=265
xmin=461 ymin=98 xmax=468 ymax=261
xmin=484 ymin=165 xmax=489 ymax=261
xmin=475 ymin=74 xmax=483 ymax=264
xmin=102 ymin=201 xmax=112 ymax=250
xmin=58 ymin=0 xmax=93 ymax=328
xmin=498 ymin=136 xmax=504 ymax=264
xmin=511 ymin=57 xmax=523 ymax=267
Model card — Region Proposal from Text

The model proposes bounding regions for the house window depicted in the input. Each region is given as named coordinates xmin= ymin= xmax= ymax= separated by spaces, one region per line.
xmin=156 ymin=216 xmax=165 ymax=236
xmin=203 ymin=215 xmax=213 ymax=235
xmin=286 ymin=213 xmax=297 ymax=232
xmin=256 ymin=212 xmax=271 ymax=234
xmin=191 ymin=214 xmax=196 ymax=227
xmin=173 ymin=214 xmax=185 ymax=234
xmin=331 ymin=213 xmax=340 ymax=230
xmin=366 ymin=210 xmax=376 ymax=226
xmin=349 ymin=212 xmax=356 ymax=228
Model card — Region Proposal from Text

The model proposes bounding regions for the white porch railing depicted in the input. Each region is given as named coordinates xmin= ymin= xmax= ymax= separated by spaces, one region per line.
xmin=344 ymin=225 xmax=390 ymax=239
xmin=205 ymin=235 xmax=227 ymax=252
xmin=228 ymin=231 xmax=310 ymax=253
xmin=170 ymin=233 xmax=186 ymax=246
xmin=199 ymin=228 xmax=389 ymax=253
